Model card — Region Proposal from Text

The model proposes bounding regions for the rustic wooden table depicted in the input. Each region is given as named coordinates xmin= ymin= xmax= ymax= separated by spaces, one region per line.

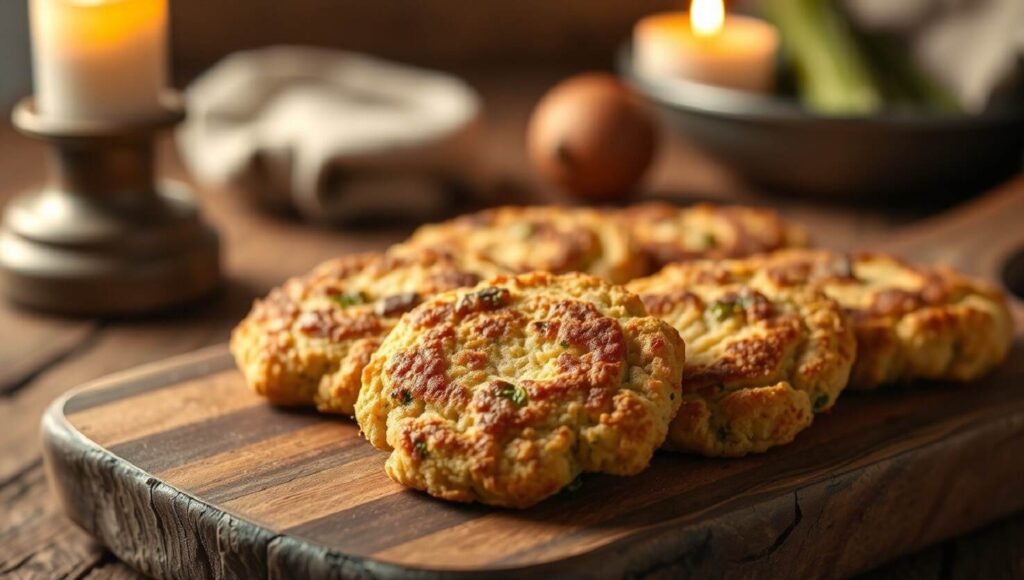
xmin=1 ymin=71 xmax=1021 ymax=579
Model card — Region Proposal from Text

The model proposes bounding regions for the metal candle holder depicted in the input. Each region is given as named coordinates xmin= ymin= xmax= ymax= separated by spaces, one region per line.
xmin=0 ymin=92 xmax=220 ymax=315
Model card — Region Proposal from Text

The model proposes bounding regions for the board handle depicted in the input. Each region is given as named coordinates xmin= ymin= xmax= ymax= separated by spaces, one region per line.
xmin=876 ymin=176 xmax=1024 ymax=298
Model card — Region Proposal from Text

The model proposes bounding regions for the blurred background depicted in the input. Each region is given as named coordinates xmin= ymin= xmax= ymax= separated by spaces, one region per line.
xmin=2 ymin=0 xmax=1022 ymax=225
xmin=0 ymin=1 xmax=688 ymax=104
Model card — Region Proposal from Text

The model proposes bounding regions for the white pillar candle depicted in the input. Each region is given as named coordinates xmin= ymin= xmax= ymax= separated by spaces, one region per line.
xmin=29 ymin=0 xmax=168 ymax=122
xmin=634 ymin=0 xmax=779 ymax=93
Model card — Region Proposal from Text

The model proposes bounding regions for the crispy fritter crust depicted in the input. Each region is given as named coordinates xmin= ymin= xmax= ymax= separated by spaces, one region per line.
xmin=752 ymin=249 xmax=1015 ymax=389
xmin=619 ymin=203 xmax=808 ymax=270
xmin=355 ymin=272 xmax=686 ymax=508
xmin=230 ymin=247 xmax=503 ymax=415
xmin=404 ymin=206 xmax=646 ymax=284
xmin=628 ymin=262 xmax=856 ymax=457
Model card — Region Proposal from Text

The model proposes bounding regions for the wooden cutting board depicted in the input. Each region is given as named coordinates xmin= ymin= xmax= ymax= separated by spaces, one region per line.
xmin=41 ymin=180 xmax=1024 ymax=579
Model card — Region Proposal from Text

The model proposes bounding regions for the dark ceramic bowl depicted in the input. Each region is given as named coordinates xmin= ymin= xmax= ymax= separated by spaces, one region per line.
xmin=619 ymin=48 xmax=1024 ymax=201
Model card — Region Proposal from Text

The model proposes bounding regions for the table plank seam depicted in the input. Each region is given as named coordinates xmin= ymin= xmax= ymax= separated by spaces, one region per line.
xmin=0 ymin=323 xmax=103 ymax=397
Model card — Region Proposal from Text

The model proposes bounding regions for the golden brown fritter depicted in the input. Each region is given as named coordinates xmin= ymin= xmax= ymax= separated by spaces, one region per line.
xmin=230 ymin=247 xmax=504 ymax=415
xmin=404 ymin=206 xmax=646 ymax=284
xmin=752 ymin=249 xmax=1015 ymax=389
xmin=629 ymin=263 xmax=855 ymax=456
xmin=355 ymin=272 xmax=686 ymax=508
xmin=619 ymin=203 xmax=808 ymax=271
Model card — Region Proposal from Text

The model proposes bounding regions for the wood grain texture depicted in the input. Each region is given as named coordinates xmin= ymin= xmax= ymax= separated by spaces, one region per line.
xmin=41 ymin=338 xmax=1024 ymax=578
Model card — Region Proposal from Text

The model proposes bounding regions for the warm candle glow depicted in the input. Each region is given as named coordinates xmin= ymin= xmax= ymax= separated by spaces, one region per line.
xmin=44 ymin=0 xmax=166 ymax=52
xmin=690 ymin=0 xmax=725 ymax=38
xmin=30 ymin=0 xmax=168 ymax=121
xmin=634 ymin=10 xmax=779 ymax=92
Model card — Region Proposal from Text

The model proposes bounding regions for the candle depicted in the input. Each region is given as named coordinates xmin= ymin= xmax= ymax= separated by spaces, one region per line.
xmin=29 ymin=0 xmax=168 ymax=122
xmin=634 ymin=0 xmax=779 ymax=92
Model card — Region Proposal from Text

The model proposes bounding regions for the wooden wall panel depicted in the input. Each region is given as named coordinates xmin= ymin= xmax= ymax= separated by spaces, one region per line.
xmin=170 ymin=0 xmax=682 ymax=74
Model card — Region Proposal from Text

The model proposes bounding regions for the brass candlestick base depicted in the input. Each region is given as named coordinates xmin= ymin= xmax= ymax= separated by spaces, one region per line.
xmin=0 ymin=94 xmax=220 ymax=315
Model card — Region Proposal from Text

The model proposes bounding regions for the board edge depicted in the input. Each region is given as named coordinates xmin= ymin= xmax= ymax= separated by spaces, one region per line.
xmin=40 ymin=345 xmax=1024 ymax=579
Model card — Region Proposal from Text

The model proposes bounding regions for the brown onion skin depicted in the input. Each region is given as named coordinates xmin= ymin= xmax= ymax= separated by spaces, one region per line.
xmin=527 ymin=73 xmax=658 ymax=201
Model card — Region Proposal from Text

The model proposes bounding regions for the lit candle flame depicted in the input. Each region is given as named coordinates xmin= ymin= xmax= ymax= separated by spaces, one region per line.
xmin=690 ymin=0 xmax=725 ymax=38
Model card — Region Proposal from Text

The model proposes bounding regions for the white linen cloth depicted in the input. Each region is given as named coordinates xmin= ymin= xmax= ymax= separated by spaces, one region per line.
xmin=177 ymin=46 xmax=483 ymax=222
